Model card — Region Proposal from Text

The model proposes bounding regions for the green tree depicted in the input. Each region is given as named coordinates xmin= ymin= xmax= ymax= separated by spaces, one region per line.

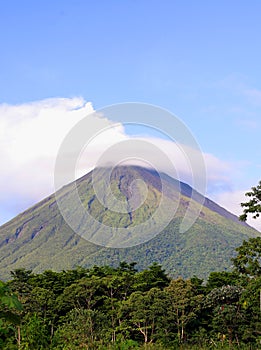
xmin=28 ymin=286 xmax=56 ymax=341
xmin=206 ymin=271 xmax=241 ymax=292
xmin=20 ymin=313 xmax=49 ymax=350
xmin=56 ymin=274 xmax=104 ymax=330
xmin=240 ymin=180 xmax=261 ymax=221
xmin=165 ymin=278 xmax=203 ymax=344
xmin=231 ymin=237 xmax=261 ymax=277
xmin=122 ymin=288 xmax=168 ymax=344
xmin=239 ymin=276 xmax=261 ymax=343
xmin=133 ymin=263 xmax=170 ymax=292
xmin=0 ymin=280 xmax=22 ymax=317
xmin=53 ymin=308 xmax=106 ymax=349
xmin=205 ymin=285 xmax=244 ymax=346
xmin=8 ymin=269 xmax=33 ymax=302
xmin=0 ymin=280 xmax=22 ymax=348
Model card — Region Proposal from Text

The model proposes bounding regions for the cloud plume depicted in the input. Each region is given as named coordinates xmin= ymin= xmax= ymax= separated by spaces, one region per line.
xmin=0 ymin=97 xmax=252 ymax=231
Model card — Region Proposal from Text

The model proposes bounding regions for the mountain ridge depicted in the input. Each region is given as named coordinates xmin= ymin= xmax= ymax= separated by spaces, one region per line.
xmin=0 ymin=166 xmax=257 ymax=280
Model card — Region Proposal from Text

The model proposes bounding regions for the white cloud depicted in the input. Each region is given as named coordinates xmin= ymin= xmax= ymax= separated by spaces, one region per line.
xmin=0 ymin=97 xmax=243 ymax=228
xmin=76 ymin=133 xmax=232 ymax=198
xmin=211 ymin=190 xmax=261 ymax=232
xmin=0 ymin=97 xmax=95 ymax=223
xmin=0 ymin=97 xmax=93 ymax=164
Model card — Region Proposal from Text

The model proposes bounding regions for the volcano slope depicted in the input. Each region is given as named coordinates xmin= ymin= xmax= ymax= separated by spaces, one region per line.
xmin=0 ymin=166 xmax=258 ymax=280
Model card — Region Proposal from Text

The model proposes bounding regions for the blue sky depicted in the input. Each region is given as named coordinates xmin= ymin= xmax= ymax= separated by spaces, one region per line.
xmin=0 ymin=1 xmax=261 ymax=230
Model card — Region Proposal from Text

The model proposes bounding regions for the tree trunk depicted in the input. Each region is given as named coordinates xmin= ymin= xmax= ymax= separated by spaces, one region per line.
xmin=181 ymin=309 xmax=184 ymax=342
xmin=17 ymin=325 xmax=21 ymax=349
xmin=228 ymin=327 xmax=233 ymax=347
xmin=136 ymin=323 xmax=148 ymax=343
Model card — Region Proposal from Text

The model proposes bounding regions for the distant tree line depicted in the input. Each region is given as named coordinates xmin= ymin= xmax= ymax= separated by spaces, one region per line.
xmin=0 ymin=236 xmax=261 ymax=349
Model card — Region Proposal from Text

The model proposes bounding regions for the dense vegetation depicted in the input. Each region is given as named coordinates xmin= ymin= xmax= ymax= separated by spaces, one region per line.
xmin=0 ymin=178 xmax=260 ymax=349
xmin=1 ymin=237 xmax=261 ymax=349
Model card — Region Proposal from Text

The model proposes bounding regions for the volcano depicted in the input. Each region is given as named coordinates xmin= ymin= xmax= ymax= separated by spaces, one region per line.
xmin=0 ymin=166 xmax=257 ymax=280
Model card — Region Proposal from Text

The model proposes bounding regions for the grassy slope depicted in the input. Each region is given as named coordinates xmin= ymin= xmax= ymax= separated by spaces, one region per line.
xmin=0 ymin=166 xmax=258 ymax=280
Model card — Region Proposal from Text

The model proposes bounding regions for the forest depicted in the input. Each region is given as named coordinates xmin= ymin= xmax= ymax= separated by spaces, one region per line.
xmin=0 ymin=236 xmax=261 ymax=349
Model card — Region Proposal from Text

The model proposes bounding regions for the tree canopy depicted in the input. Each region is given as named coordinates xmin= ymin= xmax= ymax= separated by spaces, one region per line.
xmin=0 ymin=252 xmax=260 ymax=349
xmin=240 ymin=180 xmax=261 ymax=221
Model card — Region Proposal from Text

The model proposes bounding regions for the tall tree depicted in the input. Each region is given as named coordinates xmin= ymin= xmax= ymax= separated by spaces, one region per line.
xmin=239 ymin=276 xmax=261 ymax=343
xmin=206 ymin=271 xmax=241 ymax=292
xmin=205 ymin=285 xmax=244 ymax=346
xmin=123 ymin=288 xmax=168 ymax=344
xmin=0 ymin=280 xmax=22 ymax=348
xmin=165 ymin=278 xmax=203 ymax=343
xmin=231 ymin=237 xmax=261 ymax=278
xmin=240 ymin=180 xmax=261 ymax=221
xmin=134 ymin=263 xmax=170 ymax=292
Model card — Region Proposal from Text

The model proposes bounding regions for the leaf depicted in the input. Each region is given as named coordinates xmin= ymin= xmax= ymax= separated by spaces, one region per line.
xmin=1 ymin=295 xmax=23 ymax=311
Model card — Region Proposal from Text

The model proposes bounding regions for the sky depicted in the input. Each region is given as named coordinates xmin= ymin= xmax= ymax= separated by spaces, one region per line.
xmin=0 ymin=1 xmax=261 ymax=231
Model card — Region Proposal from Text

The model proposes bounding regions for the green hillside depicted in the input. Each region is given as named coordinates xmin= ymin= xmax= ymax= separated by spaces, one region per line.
xmin=0 ymin=166 xmax=258 ymax=280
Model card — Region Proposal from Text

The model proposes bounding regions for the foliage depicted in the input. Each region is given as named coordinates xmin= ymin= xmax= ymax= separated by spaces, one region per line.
xmin=165 ymin=278 xmax=203 ymax=343
xmin=204 ymin=285 xmax=244 ymax=339
xmin=52 ymin=308 xmax=107 ymax=349
xmin=0 ymin=280 xmax=22 ymax=313
xmin=240 ymin=180 xmax=261 ymax=221
xmin=0 ymin=280 xmax=22 ymax=348
xmin=0 ymin=249 xmax=261 ymax=349
xmin=231 ymin=237 xmax=261 ymax=277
